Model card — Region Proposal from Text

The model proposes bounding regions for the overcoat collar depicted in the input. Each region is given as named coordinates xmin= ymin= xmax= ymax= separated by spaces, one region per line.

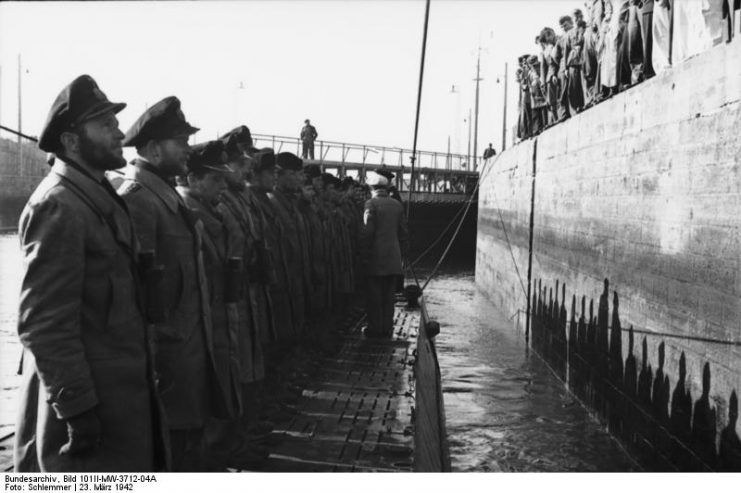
xmin=124 ymin=158 xmax=181 ymax=214
xmin=51 ymin=159 xmax=135 ymax=252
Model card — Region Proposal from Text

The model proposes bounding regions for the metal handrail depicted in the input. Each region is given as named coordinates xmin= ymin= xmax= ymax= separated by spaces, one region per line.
xmin=251 ymin=133 xmax=480 ymax=171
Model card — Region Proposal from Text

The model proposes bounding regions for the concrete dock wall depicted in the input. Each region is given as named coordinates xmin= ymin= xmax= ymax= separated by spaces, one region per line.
xmin=476 ymin=37 xmax=741 ymax=469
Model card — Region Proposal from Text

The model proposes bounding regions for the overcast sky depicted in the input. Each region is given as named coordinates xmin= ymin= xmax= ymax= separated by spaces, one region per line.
xmin=0 ymin=0 xmax=576 ymax=158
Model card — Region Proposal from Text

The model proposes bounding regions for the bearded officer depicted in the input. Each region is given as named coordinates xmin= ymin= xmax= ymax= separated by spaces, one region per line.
xmin=15 ymin=75 xmax=166 ymax=472
xmin=118 ymin=96 xmax=223 ymax=471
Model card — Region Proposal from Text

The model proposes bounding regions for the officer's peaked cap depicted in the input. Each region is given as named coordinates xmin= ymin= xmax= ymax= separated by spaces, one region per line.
xmin=254 ymin=148 xmax=276 ymax=173
xmin=321 ymin=172 xmax=341 ymax=188
xmin=275 ymin=152 xmax=303 ymax=171
xmin=186 ymin=140 xmax=232 ymax=174
xmin=219 ymin=125 xmax=253 ymax=146
xmin=304 ymin=164 xmax=321 ymax=179
xmin=366 ymin=172 xmax=389 ymax=187
xmin=375 ymin=168 xmax=395 ymax=181
xmin=122 ymin=96 xmax=199 ymax=147
xmin=39 ymin=74 xmax=126 ymax=153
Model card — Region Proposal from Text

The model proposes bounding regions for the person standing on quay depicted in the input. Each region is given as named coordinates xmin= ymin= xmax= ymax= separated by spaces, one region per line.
xmin=300 ymin=119 xmax=318 ymax=160
xmin=15 ymin=75 xmax=166 ymax=472
xmin=118 ymin=96 xmax=222 ymax=471
xmin=361 ymin=171 xmax=409 ymax=338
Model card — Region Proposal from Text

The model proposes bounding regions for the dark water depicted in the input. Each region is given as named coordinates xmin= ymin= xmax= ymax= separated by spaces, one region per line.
xmin=423 ymin=271 xmax=639 ymax=472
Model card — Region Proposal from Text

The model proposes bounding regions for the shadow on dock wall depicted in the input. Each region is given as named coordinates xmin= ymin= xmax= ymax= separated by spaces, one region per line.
xmin=530 ymin=278 xmax=741 ymax=471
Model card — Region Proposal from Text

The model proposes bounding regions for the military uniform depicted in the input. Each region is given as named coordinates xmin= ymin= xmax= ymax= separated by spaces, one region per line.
xmin=271 ymin=153 xmax=311 ymax=338
xmin=118 ymin=97 xmax=222 ymax=471
xmin=362 ymin=173 xmax=410 ymax=337
xmin=177 ymin=141 xmax=244 ymax=419
xmin=15 ymin=75 xmax=166 ymax=472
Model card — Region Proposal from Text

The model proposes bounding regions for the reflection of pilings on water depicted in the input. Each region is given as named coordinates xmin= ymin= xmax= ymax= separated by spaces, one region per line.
xmin=529 ymin=278 xmax=741 ymax=471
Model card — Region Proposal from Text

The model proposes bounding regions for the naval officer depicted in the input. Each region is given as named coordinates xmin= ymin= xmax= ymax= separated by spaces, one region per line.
xmin=361 ymin=171 xmax=409 ymax=337
xmin=118 ymin=96 xmax=224 ymax=471
xmin=15 ymin=75 xmax=166 ymax=472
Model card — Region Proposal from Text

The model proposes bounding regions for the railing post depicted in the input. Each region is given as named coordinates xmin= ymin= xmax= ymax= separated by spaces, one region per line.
xmin=341 ymin=143 xmax=345 ymax=164
xmin=320 ymin=141 xmax=323 ymax=163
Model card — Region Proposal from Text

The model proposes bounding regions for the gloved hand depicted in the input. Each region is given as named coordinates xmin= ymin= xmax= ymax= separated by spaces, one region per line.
xmin=59 ymin=408 xmax=101 ymax=456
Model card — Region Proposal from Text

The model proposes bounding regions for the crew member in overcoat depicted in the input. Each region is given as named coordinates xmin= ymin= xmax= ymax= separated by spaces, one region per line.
xmin=271 ymin=152 xmax=310 ymax=339
xmin=14 ymin=75 xmax=167 ymax=472
xmin=361 ymin=172 xmax=409 ymax=337
xmin=177 ymin=140 xmax=262 ymax=470
xmin=251 ymin=150 xmax=296 ymax=347
xmin=117 ymin=97 xmax=222 ymax=471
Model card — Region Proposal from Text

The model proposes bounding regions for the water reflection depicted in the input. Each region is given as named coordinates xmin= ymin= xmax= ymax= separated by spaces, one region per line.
xmin=424 ymin=272 xmax=638 ymax=472
xmin=0 ymin=233 xmax=23 ymax=436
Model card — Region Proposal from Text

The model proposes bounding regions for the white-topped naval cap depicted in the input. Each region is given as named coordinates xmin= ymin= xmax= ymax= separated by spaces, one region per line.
xmin=366 ymin=172 xmax=389 ymax=187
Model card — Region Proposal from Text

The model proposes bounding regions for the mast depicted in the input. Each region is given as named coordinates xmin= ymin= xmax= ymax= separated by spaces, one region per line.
xmin=17 ymin=54 xmax=22 ymax=173
xmin=17 ymin=54 xmax=22 ymax=144
xmin=473 ymin=48 xmax=482 ymax=170
xmin=0 ymin=64 xmax=3 ymax=133
xmin=467 ymin=108 xmax=472 ymax=171
xmin=501 ymin=61 xmax=508 ymax=151
xmin=407 ymin=0 xmax=431 ymax=212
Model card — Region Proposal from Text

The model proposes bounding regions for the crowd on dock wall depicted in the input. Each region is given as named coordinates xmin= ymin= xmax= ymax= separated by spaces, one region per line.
xmin=515 ymin=0 xmax=740 ymax=141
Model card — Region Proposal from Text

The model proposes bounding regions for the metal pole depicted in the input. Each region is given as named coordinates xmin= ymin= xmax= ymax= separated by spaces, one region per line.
xmin=668 ymin=0 xmax=674 ymax=66
xmin=473 ymin=48 xmax=482 ymax=171
xmin=17 ymin=55 xmax=22 ymax=143
xmin=17 ymin=54 xmax=22 ymax=175
xmin=467 ymin=108 xmax=472 ymax=171
xmin=407 ymin=0 xmax=431 ymax=216
xmin=0 ymin=64 xmax=3 ymax=131
xmin=502 ymin=61 xmax=508 ymax=152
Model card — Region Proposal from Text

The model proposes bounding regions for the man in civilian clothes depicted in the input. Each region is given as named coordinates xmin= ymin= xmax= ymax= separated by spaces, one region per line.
xmin=118 ymin=96 xmax=224 ymax=471
xmin=361 ymin=171 xmax=409 ymax=337
xmin=15 ymin=75 xmax=166 ymax=472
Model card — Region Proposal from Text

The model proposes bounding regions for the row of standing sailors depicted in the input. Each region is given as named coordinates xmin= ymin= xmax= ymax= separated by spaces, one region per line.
xmin=14 ymin=76 xmax=368 ymax=472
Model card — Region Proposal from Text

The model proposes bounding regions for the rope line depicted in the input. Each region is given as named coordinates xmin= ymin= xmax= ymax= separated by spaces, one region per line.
xmin=515 ymin=308 xmax=741 ymax=347
xmin=416 ymin=153 xmax=503 ymax=291
xmin=408 ymin=200 xmax=468 ymax=268
xmin=0 ymin=124 xmax=38 ymax=142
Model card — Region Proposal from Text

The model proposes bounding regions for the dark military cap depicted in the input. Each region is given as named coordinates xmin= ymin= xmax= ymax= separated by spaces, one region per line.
xmin=321 ymin=172 xmax=341 ymax=188
xmin=253 ymin=148 xmax=276 ymax=173
xmin=340 ymin=176 xmax=356 ymax=190
xmin=376 ymin=168 xmax=395 ymax=181
xmin=275 ymin=152 xmax=303 ymax=171
xmin=186 ymin=140 xmax=233 ymax=174
xmin=304 ymin=164 xmax=321 ymax=179
xmin=122 ymin=96 xmax=199 ymax=148
xmin=39 ymin=74 xmax=126 ymax=153
xmin=219 ymin=125 xmax=253 ymax=147
xmin=222 ymin=134 xmax=243 ymax=161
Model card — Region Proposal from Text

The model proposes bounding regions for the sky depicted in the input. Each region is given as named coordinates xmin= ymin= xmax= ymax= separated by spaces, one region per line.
xmin=0 ymin=0 xmax=576 ymax=159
